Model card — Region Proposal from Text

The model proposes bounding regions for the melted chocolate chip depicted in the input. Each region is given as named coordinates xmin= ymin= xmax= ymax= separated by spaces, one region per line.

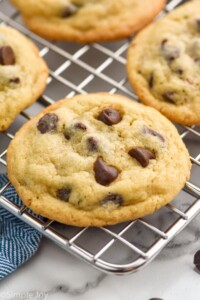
xmin=143 ymin=126 xmax=165 ymax=143
xmin=98 ymin=108 xmax=122 ymax=126
xmin=62 ymin=4 xmax=79 ymax=18
xmin=177 ymin=68 xmax=183 ymax=75
xmin=149 ymin=298 xmax=163 ymax=300
xmin=0 ymin=46 xmax=15 ymax=65
xmin=87 ymin=137 xmax=98 ymax=152
xmin=128 ymin=148 xmax=155 ymax=168
xmin=162 ymin=92 xmax=176 ymax=104
xmin=64 ymin=122 xmax=87 ymax=140
xmin=94 ymin=156 xmax=119 ymax=186
xmin=64 ymin=130 xmax=71 ymax=140
xmin=9 ymin=77 xmax=20 ymax=84
xmin=161 ymin=38 xmax=168 ymax=48
xmin=194 ymin=250 xmax=200 ymax=271
xmin=100 ymin=193 xmax=123 ymax=207
xmin=56 ymin=188 xmax=71 ymax=202
xmin=160 ymin=39 xmax=180 ymax=61
xmin=170 ymin=50 xmax=180 ymax=61
xmin=74 ymin=122 xmax=87 ymax=131
xmin=149 ymin=73 xmax=154 ymax=88
xmin=196 ymin=19 xmax=200 ymax=28
xmin=37 ymin=113 xmax=58 ymax=134
xmin=194 ymin=57 xmax=200 ymax=64
xmin=168 ymin=49 xmax=180 ymax=61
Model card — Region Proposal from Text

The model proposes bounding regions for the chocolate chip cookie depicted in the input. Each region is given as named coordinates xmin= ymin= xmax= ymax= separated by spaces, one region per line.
xmin=0 ymin=26 xmax=48 ymax=131
xmin=7 ymin=93 xmax=191 ymax=226
xmin=127 ymin=1 xmax=200 ymax=125
xmin=11 ymin=0 xmax=166 ymax=42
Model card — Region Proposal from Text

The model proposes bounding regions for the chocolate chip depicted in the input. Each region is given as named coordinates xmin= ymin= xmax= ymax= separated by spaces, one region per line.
xmin=62 ymin=4 xmax=79 ymax=18
xmin=87 ymin=137 xmax=98 ymax=152
xmin=100 ymin=193 xmax=123 ymax=207
xmin=0 ymin=46 xmax=15 ymax=65
xmin=94 ymin=156 xmax=119 ymax=186
xmin=160 ymin=39 xmax=180 ymax=61
xmin=168 ymin=49 xmax=180 ymax=61
xmin=98 ymin=108 xmax=122 ymax=126
xmin=74 ymin=122 xmax=87 ymax=131
xmin=56 ymin=188 xmax=71 ymax=202
xmin=196 ymin=19 xmax=200 ymax=28
xmin=64 ymin=130 xmax=71 ymax=140
xmin=161 ymin=38 xmax=168 ymax=49
xmin=176 ymin=68 xmax=183 ymax=75
xmin=194 ymin=57 xmax=200 ymax=64
xmin=128 ymin=148 xmax=155 ymax=168
xmin=194 ymin=250 xmax=200 ymax=271
xmin=162 ymin=92 xmax=176 ymax=104
xmin=143 ymin=126 xmax=165 ymax=143
xmin=37 ymin=113 xmax=58 ymax=134
xmin=170 ymin=50 xmax=180 ymax=61
xmin=9 ymin=77 xmax=20 ymax=84
xmin=149 ymin=73 xmax=154 ymax=88
xmin=64 ymin=123 xmax=87 ymax=140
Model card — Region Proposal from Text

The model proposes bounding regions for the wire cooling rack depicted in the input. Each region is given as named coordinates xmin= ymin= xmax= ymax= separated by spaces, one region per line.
xmin=0 ymin=0 xmax=200 ymax=275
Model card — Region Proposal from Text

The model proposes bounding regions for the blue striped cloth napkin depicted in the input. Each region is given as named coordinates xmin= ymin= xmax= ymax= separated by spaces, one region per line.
xmin=0 ymin=174 xmax=42 ymax=280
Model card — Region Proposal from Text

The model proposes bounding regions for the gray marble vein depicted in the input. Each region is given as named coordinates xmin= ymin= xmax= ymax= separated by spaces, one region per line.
xmin=6 ymin=273 xmax=106 ymax=300
xmin=48 ymin=273 xmax=106 ymax=297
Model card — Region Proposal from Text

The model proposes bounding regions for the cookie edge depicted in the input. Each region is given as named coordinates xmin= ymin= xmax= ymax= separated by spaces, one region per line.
xmin=11 ymin=0 xmax=166 ymax=42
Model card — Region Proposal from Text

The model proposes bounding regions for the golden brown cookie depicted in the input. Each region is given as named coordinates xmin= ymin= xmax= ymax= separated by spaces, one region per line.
xmin=127 ymin=1 xmax=200 ymax=125
xmin=7 ymin=93 xmax=191 ymax=227
xmin=0 ymin=26 xmax=48 ymax=131
xmin=11 ymin=0 xmax=166 ymax=42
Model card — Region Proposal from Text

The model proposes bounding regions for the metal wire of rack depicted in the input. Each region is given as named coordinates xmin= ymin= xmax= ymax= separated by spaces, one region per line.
xmin=0 ymin=0 xmax=200 ymax=275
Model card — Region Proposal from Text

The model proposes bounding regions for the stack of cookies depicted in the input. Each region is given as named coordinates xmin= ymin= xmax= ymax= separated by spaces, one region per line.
xmin=4 ymin=0 xmax=196 ymax=227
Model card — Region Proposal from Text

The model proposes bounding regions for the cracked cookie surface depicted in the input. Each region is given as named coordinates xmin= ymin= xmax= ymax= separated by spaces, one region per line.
xmin=11 ymin=0 xmax=165 ymax=42
xmin=0 ymin=26 xmax=48 ymax=131
xmin=7 ymin=93 xmax=191 ymax=226
xmin=127 ymin=1 xmax=200 ymax=125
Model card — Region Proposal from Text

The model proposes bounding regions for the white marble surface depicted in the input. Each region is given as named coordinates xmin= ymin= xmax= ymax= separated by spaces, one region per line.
xmin=0 ymin=216 xmax=200 ymax=300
